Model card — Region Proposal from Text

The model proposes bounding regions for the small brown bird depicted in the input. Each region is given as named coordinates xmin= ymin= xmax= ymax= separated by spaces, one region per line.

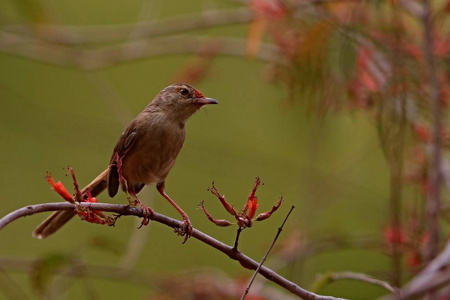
xmin=33 ymin=83 xmax=218 ymax=240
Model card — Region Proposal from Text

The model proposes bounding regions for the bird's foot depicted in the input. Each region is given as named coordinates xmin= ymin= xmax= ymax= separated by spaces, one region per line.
xmin=126 ymin=194 xmax=155 ymax=228
xmin=175 ymin=217 xmax=193 ymax=244
xmin=137 ymin=204 xmax=155 ymax=229
xmin=126 ymin=196 xmax=135 ymax=206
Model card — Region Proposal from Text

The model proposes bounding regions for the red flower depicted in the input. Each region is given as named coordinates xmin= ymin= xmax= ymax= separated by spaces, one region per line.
xmin=384 ymin=225 xmax=406 ymax=245
xmin=247 ymin=197 xmax=259 ymax=219
xmin=45 ymin=168 xmax=116 ymax=226
xmin=245 ymin=177 xmax=261 ymax=219
xmin=413 ymin=123 xmax=431 ymax=143
xmin=201 ymin=177 xmax=283 ymax=228
xmin=405 ymin=250 xmax=421 ymax=268
xmin=45 ymin=173 xmax=74 ymax=203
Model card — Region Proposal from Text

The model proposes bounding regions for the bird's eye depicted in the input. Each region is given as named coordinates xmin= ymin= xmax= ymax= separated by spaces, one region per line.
xmin=179 ymin=88 xmax=189 ymax=96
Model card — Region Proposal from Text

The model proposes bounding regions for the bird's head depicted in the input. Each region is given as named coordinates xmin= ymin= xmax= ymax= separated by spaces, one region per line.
xmin=149 ymin=83 xmax=218 ymax=122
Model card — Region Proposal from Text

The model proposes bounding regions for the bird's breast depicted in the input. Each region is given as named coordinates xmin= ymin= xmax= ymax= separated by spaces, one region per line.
xmin=122 ymin=124 xmax=185 ymax=185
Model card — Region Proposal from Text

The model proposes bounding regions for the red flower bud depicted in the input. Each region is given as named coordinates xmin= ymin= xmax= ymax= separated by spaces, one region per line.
xmin=247 ymin=197 xmax=259 ymax=219
xmin=45 ymin=173 xmax=74 ymax=203
xmin=255 ymin=196 xmax=283 ymax=221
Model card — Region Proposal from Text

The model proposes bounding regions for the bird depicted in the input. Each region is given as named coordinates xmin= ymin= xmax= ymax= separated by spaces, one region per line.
xmin=33 ymin=83 xmax=218 ymax=241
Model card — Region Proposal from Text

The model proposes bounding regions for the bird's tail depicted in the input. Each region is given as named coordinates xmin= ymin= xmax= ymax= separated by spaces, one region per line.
xmin=32 ymin=168 xmax=109 ymax=239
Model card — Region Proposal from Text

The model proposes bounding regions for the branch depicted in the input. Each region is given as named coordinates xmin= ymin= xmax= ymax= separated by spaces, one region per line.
xmin=1 ymin=3 xmax=357 ymax=46
xmin=329 ymin=272 xmax=397 ymax=294
xmin=2 ymin=8 xmax=254 ymax=45
xmin=0 ymin=32 xmax=280 ymax=70
xmin=387 ymin=240 xmax=450 ymax=299
xmin=422 ymin=0 xmax=442 ymax=263
xmin=0 ymin=202 xmax=345 ymax=300
xmin=312 ymin=272 xmax=400 ymax=299
xmin=0 ymin=3 xmax=370 ymax=70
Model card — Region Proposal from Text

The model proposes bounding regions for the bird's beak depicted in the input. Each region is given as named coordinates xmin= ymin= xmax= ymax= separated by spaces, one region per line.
xmin=194 ymin=97 xmax=219 ymax=105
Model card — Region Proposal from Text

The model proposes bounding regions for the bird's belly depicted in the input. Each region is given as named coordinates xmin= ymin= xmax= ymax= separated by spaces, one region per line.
xmin=136 ymin=156 xmax=176 ymax=184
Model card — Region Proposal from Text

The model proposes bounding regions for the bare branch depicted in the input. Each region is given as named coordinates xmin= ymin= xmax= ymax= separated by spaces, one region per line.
xmin=0 ymin=202 xmax=344 ymax=300
xmin=2 ymin=3 xmax=359 ymax=46
xmin=329 ymin=272 xmax=397 ymax=294
xmin=0 ymin=32 xmax=279 ymax=70
xmin=2 ymin=8 xmax=254 ymax=45
xmin=422 ymin=0 xmax=442 ymax=263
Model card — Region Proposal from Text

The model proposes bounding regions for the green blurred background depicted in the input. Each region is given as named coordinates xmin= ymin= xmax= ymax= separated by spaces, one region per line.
xmin=0 ymin=1 xmax=392 ymax=299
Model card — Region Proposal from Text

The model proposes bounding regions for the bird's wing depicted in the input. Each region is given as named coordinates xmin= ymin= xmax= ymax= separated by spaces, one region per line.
xmin=107 ymin=122 xmax=139 ymax=197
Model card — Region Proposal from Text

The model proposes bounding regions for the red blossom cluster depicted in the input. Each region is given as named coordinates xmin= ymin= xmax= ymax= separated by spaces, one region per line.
xmin=244 ymin=1 xmax=449 ymax=275
xmin=384 ymin=213 xmax=430 ymax=270
xmin=45 ymin=168 xmax=115 ymax=225
xmin=199 ymin=177 xmax=283 ymax=228
xmin=246 ymin=0 xmax=449 ymax=116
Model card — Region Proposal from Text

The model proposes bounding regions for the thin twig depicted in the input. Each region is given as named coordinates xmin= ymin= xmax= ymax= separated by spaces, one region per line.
xmin=329 ymin=272 xmax=398 ymax=294
xmin=233 ymin=227 xmax=244 ymax=251
xmin=0 ymin=202 xmax=344 ymax=300
xmin=241 ymin=206 xmax=295 ymax=300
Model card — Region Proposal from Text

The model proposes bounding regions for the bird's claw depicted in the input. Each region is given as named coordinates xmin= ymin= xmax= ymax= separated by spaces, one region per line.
xmin=175 ymin=219 xmax=193 ymax=244
xmin=138 ymin=206 xmax=155 ymax=229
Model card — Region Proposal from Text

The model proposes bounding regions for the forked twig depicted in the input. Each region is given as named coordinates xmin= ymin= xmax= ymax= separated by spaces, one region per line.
xmin=241 ymin=206 xmax=295 ymax=300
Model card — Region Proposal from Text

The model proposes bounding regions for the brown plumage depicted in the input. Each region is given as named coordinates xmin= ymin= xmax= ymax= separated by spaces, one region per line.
xmin=33 ymin=83 xmax=218 ymax=240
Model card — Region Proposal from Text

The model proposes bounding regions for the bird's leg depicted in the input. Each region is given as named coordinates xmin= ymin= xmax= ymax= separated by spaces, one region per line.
xmin=128 ymin=186 xmax=154 ymax=228
xmin=157 ymin=181 xmax=192 ymax=243
xmin=113 ymin=152 xmax=128 ymax=192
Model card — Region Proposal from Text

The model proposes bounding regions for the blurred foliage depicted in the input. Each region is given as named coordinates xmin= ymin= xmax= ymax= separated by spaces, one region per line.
xmin=30 ymin=253 xmax=74 ymax=296
xmin=0 ymin=0 xmax=449 ymax=299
